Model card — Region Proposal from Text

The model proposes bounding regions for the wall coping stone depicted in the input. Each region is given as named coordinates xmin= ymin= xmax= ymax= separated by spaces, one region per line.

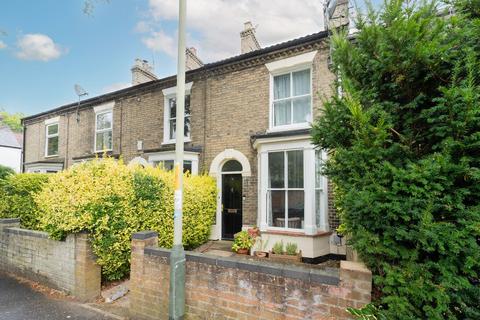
xmin=0 ymin=218 xmax=21 ymax=224
xmin=132 ymin=231 xmax=158 ymax=240
xmin=143 ymin=246 xmax=340 ymax=286
xmin=5 ymin=227 xmax=49 ymax=239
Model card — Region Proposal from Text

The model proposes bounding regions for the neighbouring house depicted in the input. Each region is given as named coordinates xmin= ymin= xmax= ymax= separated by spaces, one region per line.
xmin=0 ymin=117 xmax=23 ymax=173
xmin=21 ymin=4 xmax=350 ymax=262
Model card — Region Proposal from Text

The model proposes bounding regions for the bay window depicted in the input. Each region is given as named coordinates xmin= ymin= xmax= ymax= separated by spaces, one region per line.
xmin=257 ymin=137 xmax=329 ymax=235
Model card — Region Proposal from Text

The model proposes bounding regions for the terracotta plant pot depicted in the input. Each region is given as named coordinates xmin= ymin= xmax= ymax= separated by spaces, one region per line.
xmin=236 ymin=248 xmax=249 ymax=255
xmin=254 ymin=251 xmax=268 ymax=258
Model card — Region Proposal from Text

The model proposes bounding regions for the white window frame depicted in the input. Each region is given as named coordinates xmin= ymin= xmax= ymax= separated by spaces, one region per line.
xmin=162 ymin=82 xmax=193 ymax=144
xmin=93 ymin=102 xmax=114 ymax=153
xmin=266 ymin=51 xmax=317 ymax=132
xmin=147 ymin=151 xmax=199 ymax=175
xmin=266 ymin=149 xmax=305 ymax=230
xmin=44 ymin=117 xmax=59 ymax=157
xmin=256 ymin=136 xmax=328 ymax=235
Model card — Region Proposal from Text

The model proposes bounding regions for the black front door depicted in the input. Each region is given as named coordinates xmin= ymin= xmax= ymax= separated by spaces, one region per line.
xmin=222 ymin=174 xmax=242 ymax=240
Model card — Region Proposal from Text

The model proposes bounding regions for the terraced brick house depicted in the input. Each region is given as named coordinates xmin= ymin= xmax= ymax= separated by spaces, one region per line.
xmin=22 ymin=9 xmax=349 ymax=261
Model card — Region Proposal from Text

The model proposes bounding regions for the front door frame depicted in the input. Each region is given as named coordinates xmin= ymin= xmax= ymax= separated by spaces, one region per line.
xmin=209 ymin=149 xmax=252 ymax=240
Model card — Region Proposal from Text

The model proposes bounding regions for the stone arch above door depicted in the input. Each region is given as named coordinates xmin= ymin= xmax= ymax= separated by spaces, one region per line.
xmin=209 ymin=149 xmax=251 ymax=177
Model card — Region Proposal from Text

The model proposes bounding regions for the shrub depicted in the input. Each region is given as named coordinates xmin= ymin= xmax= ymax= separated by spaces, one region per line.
xmin=0 ymin=173 xmax=49 ymax=229
xmin=35 ymin=158 xmax=217 ymax=280
xmin=0 ymin=165 xmax=14 ymax=181
xmin=312 ymin=0 xmax=480 ymax=318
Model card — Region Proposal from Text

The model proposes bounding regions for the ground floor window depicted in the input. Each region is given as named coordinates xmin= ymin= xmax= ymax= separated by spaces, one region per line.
xmin=147 ymin=151 xmax=199 ymax=175
xmin=258 ymin=138 xmax=328 ymax=234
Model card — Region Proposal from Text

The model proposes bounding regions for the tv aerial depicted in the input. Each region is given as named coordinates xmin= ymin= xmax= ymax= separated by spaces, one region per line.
xmin=74 ymin=84 xmax=88 ymax=122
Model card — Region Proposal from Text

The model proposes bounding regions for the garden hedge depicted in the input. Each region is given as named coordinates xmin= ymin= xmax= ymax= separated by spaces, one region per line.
xmin=0 ymin=173 xmax=49 ymax=230
xmin=35 ymin=158 xmax=217 ymax=280
xmin=312 ymin=0 xmax=480 ymax=318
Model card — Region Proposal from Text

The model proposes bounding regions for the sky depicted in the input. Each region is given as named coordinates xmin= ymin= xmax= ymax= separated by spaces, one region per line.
xmin=0 ymin=0 xmax=333 ymax=116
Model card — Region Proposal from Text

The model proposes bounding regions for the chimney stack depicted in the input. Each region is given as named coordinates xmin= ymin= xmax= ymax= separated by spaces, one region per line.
xmin=131 ymin=59 xmax=157 ymax=85
xmin=240 ymin=21 xmax=261 ymax=54
xmin=185 ymin=47 xmax=204 ymax=71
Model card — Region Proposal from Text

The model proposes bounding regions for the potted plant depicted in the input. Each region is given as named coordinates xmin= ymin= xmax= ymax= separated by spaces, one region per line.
xmin=231 ymin=230 xmax=254 ymax=255
xmin=269 ymin=241 xmax=302 ymax=262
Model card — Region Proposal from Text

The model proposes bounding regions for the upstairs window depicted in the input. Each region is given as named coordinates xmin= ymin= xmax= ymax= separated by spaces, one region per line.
xmin=167 ymin=95 xmax=191 ymax=141
xmin=45 ymin=123 xmax=59 ymax=157
xmin=272 ymin=68 xmax=311 ymax=129
xmin=95 ymin=111 xmax=113 ymax=152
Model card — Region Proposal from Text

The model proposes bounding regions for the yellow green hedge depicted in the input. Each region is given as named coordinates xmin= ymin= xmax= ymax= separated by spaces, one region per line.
xmin=35 ymin=158 xmax=217 ymax=280
xmin=0 ymin=173 xmax=49 ymax=230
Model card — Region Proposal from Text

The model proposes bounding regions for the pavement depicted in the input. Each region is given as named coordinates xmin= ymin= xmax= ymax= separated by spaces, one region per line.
xmin=0 ymin=272 xmax=118 ymax=320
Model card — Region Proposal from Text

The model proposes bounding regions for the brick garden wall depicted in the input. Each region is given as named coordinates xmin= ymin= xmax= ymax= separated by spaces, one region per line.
xmin=130 ymin=231 xmax=372 ymax=320
xmin=0 ymin=218 xmax=101 ymax=301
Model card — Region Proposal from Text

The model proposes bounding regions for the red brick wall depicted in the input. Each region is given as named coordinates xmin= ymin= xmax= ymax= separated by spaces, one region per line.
xmin=130 ymin=232 xmax=371 ymax=320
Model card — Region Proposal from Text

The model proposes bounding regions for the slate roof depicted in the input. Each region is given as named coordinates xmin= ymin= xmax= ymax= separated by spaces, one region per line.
xmin=0 ymin=125 xmax=22 ymax=149
xmin=22 ymin=30 xmax=329 ymax=123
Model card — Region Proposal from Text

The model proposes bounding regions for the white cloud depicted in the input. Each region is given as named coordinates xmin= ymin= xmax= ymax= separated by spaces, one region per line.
xmin=0 ymin=40 xmax=6 ymax=50
xmin=15 ymin=34 xmax=65 ymax=61
xmin=102 ymin=82 xmax=131 ymax=94
xmin=142 ymin=29 xmax=177 ymax=57
xmin=139 ymin=0 xmax=325 ymax=62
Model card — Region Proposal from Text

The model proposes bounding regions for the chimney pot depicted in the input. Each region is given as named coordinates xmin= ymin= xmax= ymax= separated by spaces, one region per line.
xmin=240 ymin=21 xmax=261 ymax=54
xmin=185 ymin=47 xmax=203 ymax=71
xmin=131 ymin=59 xmax=157 ymax=85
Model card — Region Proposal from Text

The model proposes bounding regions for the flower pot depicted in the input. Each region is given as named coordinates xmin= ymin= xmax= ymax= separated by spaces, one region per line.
xmin=236 ymin=248 xmax=249 ymax=255
xmin=254 ymin=251 xmax=268 ymax=258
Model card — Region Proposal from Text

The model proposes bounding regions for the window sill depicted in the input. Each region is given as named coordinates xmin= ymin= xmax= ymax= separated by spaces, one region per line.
xmin=162 ymin=139 xmax=192 ymax=145
xmin=44 ymin=154 xmax=59 ymax=159
xmin=267 ymin=124 xmax=311 ymax=134
xmin=262 ymin=229 xmax=332 ymax=238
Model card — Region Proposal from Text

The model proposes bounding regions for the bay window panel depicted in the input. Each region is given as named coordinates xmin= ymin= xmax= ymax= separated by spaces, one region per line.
xmin=287 ymin=150 xmax=303 ymax=188
xmin=273 ymin=73 xmax=290 ymax=99
xmin=292 ymin=69 xmax=310 ymax=96
xmin=288 ymin=190 xmax=304 ymax=229
xmin=292 ymin=96 xmax=311 ymax=123
xmin=274 ymin=100 xmax=291 ymax=126
xmin=268 ymin=152 xmax=284 ymax=188
xmin=269 ymin=190 xmax=285 ymax=227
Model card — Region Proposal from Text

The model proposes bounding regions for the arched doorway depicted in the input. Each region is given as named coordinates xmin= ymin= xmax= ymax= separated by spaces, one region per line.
xmin=221 ymin=160 xmax=243 ymax=239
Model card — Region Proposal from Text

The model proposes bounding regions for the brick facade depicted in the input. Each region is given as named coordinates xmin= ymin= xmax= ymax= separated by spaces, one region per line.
xmin=130 ymin=231 xmax=371 ymax=320
xmin=0 ymin=218 xmax=101 ymax=301
xmin=22 ymin=32 xmax=341 ymax=257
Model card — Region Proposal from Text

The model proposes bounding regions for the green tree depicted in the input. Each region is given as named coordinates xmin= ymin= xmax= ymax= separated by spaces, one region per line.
xmin=0 ymin=109 xmax=25 ymax=132
xmin=312 ymin=0 xmax=480 ymax=318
